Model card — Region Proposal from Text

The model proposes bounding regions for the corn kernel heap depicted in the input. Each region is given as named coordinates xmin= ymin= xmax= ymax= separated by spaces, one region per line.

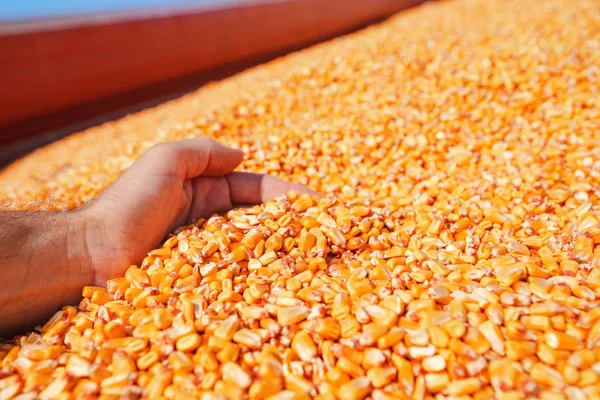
xmin=2 ymin=0 xmax=600 ymax=398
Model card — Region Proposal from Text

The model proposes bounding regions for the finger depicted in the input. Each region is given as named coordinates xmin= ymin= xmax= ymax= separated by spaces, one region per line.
xmin=188 ymin=176 xmax=234 ymax=219
xmin=225 ymin=172 xmax=320 ymax=205
xmin=135 ymin=138 xmax=243 ymax=180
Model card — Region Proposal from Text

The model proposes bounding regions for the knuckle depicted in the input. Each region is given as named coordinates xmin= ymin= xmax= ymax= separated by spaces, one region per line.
xmin=145 ymin=142 xmax=178 ymax=160
xmin=195 ymin=136 xmax=215 ymax=144
xmin=191 ymin=137 xmax=218 ymax=151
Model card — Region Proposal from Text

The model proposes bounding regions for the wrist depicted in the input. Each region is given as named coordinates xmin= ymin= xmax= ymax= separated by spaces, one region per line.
xmin=72 ymin=199 xmax=131 ymax=287
xmin=64 ymin=208 xmax=96 ymax=290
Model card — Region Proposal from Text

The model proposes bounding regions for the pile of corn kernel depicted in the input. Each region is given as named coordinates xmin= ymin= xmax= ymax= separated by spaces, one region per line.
xmin=2 ymin=0 xmax=600 ymax=398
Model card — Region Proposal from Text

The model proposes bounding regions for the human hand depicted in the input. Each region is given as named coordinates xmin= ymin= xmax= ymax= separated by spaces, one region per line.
xmin=78 ymin=138 xmax=317 ymax=286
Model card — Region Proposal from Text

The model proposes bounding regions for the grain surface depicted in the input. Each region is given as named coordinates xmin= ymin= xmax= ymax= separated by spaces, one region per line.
xmin=1 ymin=0 xmax=600 ymax=399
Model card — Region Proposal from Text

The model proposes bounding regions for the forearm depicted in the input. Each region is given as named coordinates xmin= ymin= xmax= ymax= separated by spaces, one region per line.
xmin=0 ymin=210 xmax=91 ymax=337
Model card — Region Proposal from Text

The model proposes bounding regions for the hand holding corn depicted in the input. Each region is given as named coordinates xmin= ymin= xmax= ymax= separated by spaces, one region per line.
xmin=0 ymin=138 xmax=314 ymax=336
xmin=2 ymin=0 xmax=600 ymax=398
